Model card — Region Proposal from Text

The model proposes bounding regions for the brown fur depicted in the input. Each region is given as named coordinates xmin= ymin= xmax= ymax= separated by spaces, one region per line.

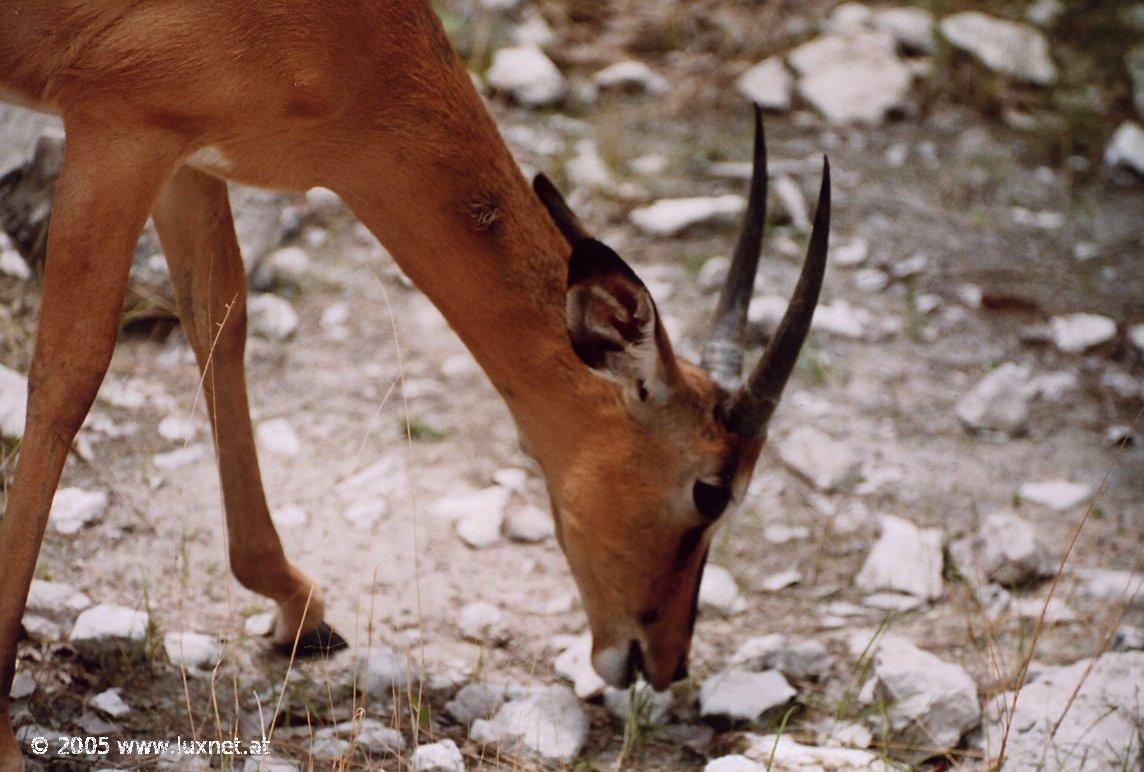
xmin=0 ymin=3 xmax=759 ymax=766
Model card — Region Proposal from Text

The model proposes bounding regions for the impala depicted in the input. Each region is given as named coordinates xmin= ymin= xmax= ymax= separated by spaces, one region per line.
xmin=0 ymin=1 xmax=829 ymax=765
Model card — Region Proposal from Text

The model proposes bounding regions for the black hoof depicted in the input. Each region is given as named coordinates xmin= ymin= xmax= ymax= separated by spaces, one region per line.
xmin=273 ymin=622 xmax=349 ymax=659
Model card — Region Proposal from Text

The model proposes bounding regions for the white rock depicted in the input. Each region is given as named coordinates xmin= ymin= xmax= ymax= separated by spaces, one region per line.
xmin=1105 ymin=121 xmax=1144 ymax=175
xmin=1049 ymin=312 xmax=1117 ymax=353
xmin=699 ymin=669 xmax=796 ymax=721
xmin=256 ymin=418 xmax=300 ymax=457
xmin=730 ymin=634 xmax=832 ymax=680
xmin=852 ymin=268 xmax=889 ymax=293
xmin=153 ymin=444 xmax=208 ymax=470
xmin=873 ymin=7 xmax=935 ymax=53
xmin=763 ymin=524 xmax=810 ymax=544
xmin=630 ymin=153 xmax=668 ymax=176
xmin=788 ymin=32 xmax=914 ymax=124
xmin=565 ymin=139 xmax=612 ymax=190
xmin=553 ymin=632 xmax=606 ymax=699
xmin=736 ymin=57 xmax=793 ymax=111
xmin=513 ymin=10 xmax=554 ymax=47
xmin=863 ymin=592 xmax=924 ymax=612
xmin=964 ymin=511 xmax=1053 ymax=587
xmin=412 ymin=739 xmax=465 ymax=771
xmin=70 ymin=604 xmax=149 ymax=660
xmin=344 ymin=499 xmax=390 ymax=530
xmin=1129 ymin=323 xmax=1144 ymax=355
xmin=698 ymin=256 xmax=730 ymax=292
xmin=244 ymin=610 xmax=276 ymax=637
xmin=772 ymin=175 xmax=810 ymax=231
xmin=434 ymin=486 xmax=510 ymax=521
xmin=705 ymin=754 xmax=765 ymax=772
xmin=456 ymin=511 xmax=505 ymax=549
xmin=741 ymin=733 xmax=888 ymax=769
xmin=939 ymin=12 xmax=1057 ymax=85
xmin=357 ymin=646 xmax=420 ymax=697
xmin=333 ymin=718 xmax=405 ymax=755
xmin=824 ymin=3 xmax=873 ymax=35
xmin=777 ymin=427 xmax=861 ymax=492
xmin=270 ymin=504 xmax=308 ymax=529
xmin=265 ymin=246 xmax=310 ymax=285
xmin=157 ymin=414 xmax=199 ymax=443
xmin=458 ymin=601 xmax=509 ymax=644
xmin=1075 ymin=568 xmax=1144 ymax=607
xmin=486 ymin=46 xmax=567 ymax=107
xmin=1027 ymin=0 xmax=1065 ymax=26
xmin=1018 ymin=479 xmax=1091 ymax=510
xmin=699 ymin=565 xmax=747 ymax=616
xmin=759 ymin=569 xmax=802 ymax=592
xmin=955 ymin=362 xmax=1033 ymax=436
xmin=813 ymin=300 xmax=871 ymax=338
xmin=470 ymin=685 xmax=588 ymax=763
xmin=856 ymin=515 xmax=945 ymax=600
xmin=832 ymin=237 xmax=869 ymax=267
xmin=857 ymin=634 xmax=980 ymax=758
xmin=983 ymin=652 xmax=1144 ymax=770
xmin=0 ymin=364 xmax=27 ymax=439
xmin=48 ymin=488 xmax=109 ymax=535
xmin=504 ymin=504 xmax=554 ymax=542
xmin=26 ymin=580 xmax=91 ymax=624
xmin=593 ymin=61 xmax=669 ymax=94
xmin=164 ymin=631 xmax=221 ymax=669
xmin=247 ymin=294 xmax=298 ymax=341
xmin=88 ymin=688 xmax=131 ymax=718
xmin=0 ymin=247 xmax=30 ymax=280
xmin=9 ymin=670 xmax=34 ymax=701
xmin=630 ymin=195 xmax=746 ymax=237
xmin=1012 ymin=595 xmax=1077 ymax=623
xmin=447 ymin=682 xmax=510 ymax=725
xmin=603 ymin=682 xmax=674 ymax=726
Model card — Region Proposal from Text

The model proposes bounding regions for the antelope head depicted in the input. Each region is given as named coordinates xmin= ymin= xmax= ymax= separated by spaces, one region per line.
xmin=532 ymin=107 xmax=831 ymax=690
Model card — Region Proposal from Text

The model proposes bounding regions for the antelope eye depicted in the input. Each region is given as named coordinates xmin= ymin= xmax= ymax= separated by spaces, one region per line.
xmin=692 ymin=480 xmax=732 ymax=521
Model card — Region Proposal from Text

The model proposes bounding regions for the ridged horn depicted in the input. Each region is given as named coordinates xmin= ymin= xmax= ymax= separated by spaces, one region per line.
xmin=726 ymin=157 xmax=831 ymax=438
xmin=700 ymin=103 xmax=768 ymax=392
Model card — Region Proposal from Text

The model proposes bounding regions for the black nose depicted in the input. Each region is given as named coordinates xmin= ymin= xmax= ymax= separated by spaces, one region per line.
xmin=673 ymin=657 xmax=689 ymax=682
xmin=622 ymin=639 xmax=644 ymax=687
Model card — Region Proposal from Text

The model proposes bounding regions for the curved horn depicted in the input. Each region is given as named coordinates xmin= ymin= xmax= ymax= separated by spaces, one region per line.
xmin=727 ymin=157 xmax=830 ymax=438
xmin=700 ymin=104 xmax=768 ymax=392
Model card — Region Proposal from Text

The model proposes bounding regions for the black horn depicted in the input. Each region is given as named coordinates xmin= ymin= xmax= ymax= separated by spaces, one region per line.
xmin=726 ymin=157 xmax=831 ymax=438
xmin=700 ymin=104 xmax=769 ymax=392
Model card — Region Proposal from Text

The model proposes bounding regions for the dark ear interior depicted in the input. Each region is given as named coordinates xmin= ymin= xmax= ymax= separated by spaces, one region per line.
xmin=533 ymin=173 xmax=592 ymax=246
xmin=566 ymin=239 xmax=652 ymax=370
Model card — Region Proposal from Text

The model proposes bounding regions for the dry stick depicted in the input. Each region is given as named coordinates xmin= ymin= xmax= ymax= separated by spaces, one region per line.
xmin=995 ymin=405 xmax=1143 ymax=768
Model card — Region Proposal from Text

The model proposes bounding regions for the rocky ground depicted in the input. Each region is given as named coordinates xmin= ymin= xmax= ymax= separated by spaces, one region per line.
xmin=2 ymin=1 xmax=1143 ymax=770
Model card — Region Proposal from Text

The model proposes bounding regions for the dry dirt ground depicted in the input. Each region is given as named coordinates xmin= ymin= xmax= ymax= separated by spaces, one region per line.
xmin=4 ymin=2 xmax=1144 ymax=770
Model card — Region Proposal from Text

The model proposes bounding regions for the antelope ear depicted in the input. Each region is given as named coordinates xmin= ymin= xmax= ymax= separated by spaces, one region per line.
xmin=565 ymin=239 xmax=678 ymax=405
xmin=534 ymin=173 xmax=592 ymax=246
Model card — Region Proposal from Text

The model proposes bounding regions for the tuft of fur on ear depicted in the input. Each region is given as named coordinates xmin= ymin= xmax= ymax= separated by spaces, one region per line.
xmin=566 ymin=239 xmax=677 ymax=404
xmin=534 ymin=173 xmax=591 ymax=246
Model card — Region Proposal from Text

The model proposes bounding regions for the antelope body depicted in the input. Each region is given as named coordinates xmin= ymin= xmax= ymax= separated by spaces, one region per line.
xmin=0 ymin=2 xmax=829 ymax=766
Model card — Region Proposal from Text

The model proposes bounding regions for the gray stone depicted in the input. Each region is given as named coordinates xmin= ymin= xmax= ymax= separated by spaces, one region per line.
xmin=564 ymin=139 xmax=612 ymax=190
xmin=698 ymin=669 xmax=796 ymax=721
xmin=856 ymin=515 xmax=944 ymax=600
xmin=486 ymin=46 xmax=567 ymax=107
xmin=25 ymin=580 xmax=91 ymax=627
xmin=1018 ymin=479 xmax=1091 ymax=511
xmin=730 ymin=633 xmax=832 ymax=680
xmin=736 ymin=57 xmax=792 ymax=111
xmin=698 ymin=256 xmax=730 ymax=292
xmin=759 ymin=569 xmax=802 ymax=592
xmin=412 ymin=739 xmax=465 ymax=771
xmin=9 ymin=670 xmax=34 ymax=700
xmin=553 ymin=632 xmax=606 ymax=699
xmin=1049 ymin=312 xmax=1117 ymax=353
xmin=939 ymin=13 xmax=1057 ymax=85
xmin=772 ymin=175 xmax=810 ymax=232
xmin=1105 ymin=121 xmax=1144 ymax=175
xmin=458 ymin=601 xmax=509 ymax=645
xmin=777 ymin=427 xmax=861 ymax=492
xmin=333 ymin=718 xmax=404 ymax=755
xmin=504 ymin=503 xmax=554 ymax=543
xmin=956 ymin=511 xmax=1054 ymax=587
xmin=357 ymin=647 xmax=420 ymax=698
xmin=70 ymin=604 xmax=149 ymax=660
xmin=255 ymin=418 xmax=300 ymax=457
xmin=983 ymin=652 xmax=1144 ymax=770
xmin=854 ymin=634 xmax=980 ymax=761
xmin=603 ymin=683 xmax=674 ymax=726
xmin=630 ymin=195 xmax=746 ymax=237
xmin=470 ymin=685 xmax=588 ymax=763
xmin=788 ymin=32 xmax=913 ymax=124
xmin=1075 ymin=567 xmax=1144 ymax=608
xmin=0 ymin=364 xmax=28 ymax=440
xmin=699 ymin=565 xmax=747 ymax=616
xmin=593 ymin=61 xmax=669 ymax=95
xmin=446 ymin=682 xmax=510 ymax=725
xmin=48 ymin=487 xmax=108 ymax=535
xmin=832 ymin=237 xmax=869 ymax=267
xmin=90 ymin=689 xmax=131 ymax=718
xmin=872 ymin=7 xmax=935 ymax=54
xmin=247 ymin=294 xmax=298 ymax=341
xmin=705 ymin=755 xmax=766 ymax=772
xmin=164 ymin=631 xmax=221 ymax=670
xmin=955 ymin=363 xmax=1032 ymax=437
xmin=741 ymin=732 xmax=892 ymax=769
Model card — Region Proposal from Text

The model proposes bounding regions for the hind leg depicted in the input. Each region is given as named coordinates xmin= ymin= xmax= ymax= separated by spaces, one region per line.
xmin=0 ymin=125 xmax=181 ymax=772
xmin=151 ymin=166 xmax=345 ymax=656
